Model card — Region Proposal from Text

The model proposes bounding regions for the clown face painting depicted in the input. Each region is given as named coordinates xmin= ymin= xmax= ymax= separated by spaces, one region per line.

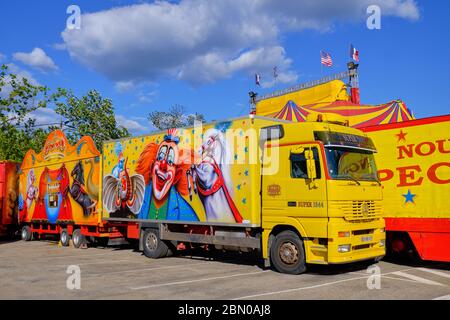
xmin=152 ymin=140 xmax=179 ymax=202
xmin=135 ymin=129 xmax=198 ymax=221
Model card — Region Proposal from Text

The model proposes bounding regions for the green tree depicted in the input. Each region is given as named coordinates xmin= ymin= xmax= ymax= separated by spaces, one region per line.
xmin=54 ymin=89 xmax=130 ymax=150
xmin=0 ymin=64 xmax=53 ymax=162
xmin=148 ymin=104 xmax=205 ymax=130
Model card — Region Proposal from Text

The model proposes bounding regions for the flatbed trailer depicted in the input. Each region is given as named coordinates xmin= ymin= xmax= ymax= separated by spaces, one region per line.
xmin=17 ymin=130 xmax=138 ymax=246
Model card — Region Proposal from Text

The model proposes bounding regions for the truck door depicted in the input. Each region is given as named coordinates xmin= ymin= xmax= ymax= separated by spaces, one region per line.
xmin=262 ymin=143 xmax=328 ymax=238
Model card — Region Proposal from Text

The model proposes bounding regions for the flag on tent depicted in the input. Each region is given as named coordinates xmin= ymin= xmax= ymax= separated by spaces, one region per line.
xmin=320 ymin=51 xmax=333 ymax=67
xmin=350 ymin=44 xmax=359 ymax=62
xmin=255 ymin=73 xmax=261 ymax=86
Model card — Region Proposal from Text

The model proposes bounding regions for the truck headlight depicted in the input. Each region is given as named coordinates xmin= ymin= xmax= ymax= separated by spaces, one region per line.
xmin=380 ymin=228 xmax=385 ymax=233
xmin=338 ymin=244 xmax=351 ymax=253
xmin=379 ymin=240 xmax=385 ymax=247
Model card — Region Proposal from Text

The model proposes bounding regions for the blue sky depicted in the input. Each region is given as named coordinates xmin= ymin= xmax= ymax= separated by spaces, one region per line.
xmin=1 ymin=0 xmax=448 ymax=134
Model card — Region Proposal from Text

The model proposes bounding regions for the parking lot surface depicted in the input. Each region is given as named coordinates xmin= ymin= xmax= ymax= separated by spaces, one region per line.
xmin=1 ymin=239 xmax=450 ymax=300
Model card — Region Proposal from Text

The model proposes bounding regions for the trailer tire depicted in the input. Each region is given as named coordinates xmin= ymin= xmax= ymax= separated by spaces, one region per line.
xmin=72 ymin=229 xmax=85 ymax=249
xmin=21 ymin=226 xmax=32 ymax=241
xmin=60 ymin=228 xmax=70 ymax=247
xmin=142 ymin=228 xmax=168 ymax=259
xmin=270 ymin=230 xmax=306 ymax=275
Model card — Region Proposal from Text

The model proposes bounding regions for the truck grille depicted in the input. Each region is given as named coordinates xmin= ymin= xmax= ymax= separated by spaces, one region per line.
xmin=331 ymin=200 xmax=382 ymax=221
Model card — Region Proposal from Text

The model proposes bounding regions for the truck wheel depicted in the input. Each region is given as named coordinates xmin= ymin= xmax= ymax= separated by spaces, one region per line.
xmin=60 ymin=228 xmax=70 ymax=247
xmin=270 ymin=230 xmax=306 ymax=274
xmin=142 ymin=228 xmax=168 ymax=259
xmin=72 ymin=229 xmax=86 ymax=249
xmin=21 ymin=226 xmax=32 ymax=241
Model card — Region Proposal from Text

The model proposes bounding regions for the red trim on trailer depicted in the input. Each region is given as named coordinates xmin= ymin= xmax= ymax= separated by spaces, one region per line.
xmin=362 ymin=114 xmax=450 ymax=132
xmin=26 ymin=221 xmax=129 ymax=239
xmin=386 ymin=217 xmax=450 ymax=262
xmin=127 ymin=222 xmax=140 ymax=239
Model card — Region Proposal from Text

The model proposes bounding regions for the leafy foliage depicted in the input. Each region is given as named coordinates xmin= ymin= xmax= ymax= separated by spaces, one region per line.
xmin=54 ymin=89 xmax=130 ymax=150
xmin=0 ymin=64 xmax=54 ymax=161
xmin=0 ymin=64 xmax=130 ymax=161
xmin=148 ymin=104 xmax=205 ymax=131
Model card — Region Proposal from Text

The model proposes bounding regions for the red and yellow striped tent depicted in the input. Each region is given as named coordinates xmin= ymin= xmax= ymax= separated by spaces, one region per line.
xmin=255 ymin=79 xmax=415 ymax=128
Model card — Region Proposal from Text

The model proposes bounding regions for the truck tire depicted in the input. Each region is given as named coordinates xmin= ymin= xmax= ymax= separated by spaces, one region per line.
xmin=270 ymin=230 xmax=307 ymax=274
xmin=72 ymin=229 xmax=86 ymax=249
xmin=21 ymin=225 xmax=32 ymax=241
xmin=142 ymin=228 xmax=169 ymax=259
xmin=60 ymin=228 xmax=70 ymax=247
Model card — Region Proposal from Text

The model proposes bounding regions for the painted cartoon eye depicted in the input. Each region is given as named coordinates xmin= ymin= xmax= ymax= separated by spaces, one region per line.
xmin=167 ymin=147 xmax=175 ymax=165
xmin=157 ymin=146 xmax=168 ymax=161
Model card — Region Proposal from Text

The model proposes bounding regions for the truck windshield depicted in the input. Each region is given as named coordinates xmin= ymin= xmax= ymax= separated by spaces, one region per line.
xmin=324 ymin=147 xmax=378 ymax=182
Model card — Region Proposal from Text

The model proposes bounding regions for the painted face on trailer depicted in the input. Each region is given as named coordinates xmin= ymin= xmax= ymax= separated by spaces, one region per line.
xmin=152 ymin=141 xmax=179 ymax=200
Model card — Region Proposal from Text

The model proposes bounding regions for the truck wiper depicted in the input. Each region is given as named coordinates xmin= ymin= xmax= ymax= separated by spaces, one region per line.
xmin=344 ymin=173 xmax=360 ymax=185
xmin=360 ymin=174 xmax=382 ymax=186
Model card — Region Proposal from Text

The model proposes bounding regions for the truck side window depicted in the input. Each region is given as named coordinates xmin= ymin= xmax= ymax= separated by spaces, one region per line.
xmin=289 ymin=147 xmax=321 ymax=179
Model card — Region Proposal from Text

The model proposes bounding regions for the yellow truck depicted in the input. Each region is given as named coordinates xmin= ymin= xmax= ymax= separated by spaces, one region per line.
xmin=102 ymin=115 xmax=385 ymax=274
xmin=362 ymin=115 xmax=450 ymax=262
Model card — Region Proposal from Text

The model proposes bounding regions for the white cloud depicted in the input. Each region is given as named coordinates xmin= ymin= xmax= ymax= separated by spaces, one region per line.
xmin=114 ymin=80 xmax=135 ymax=93
xmin=116 ymin=115 xmax=151 ymax=134
xmin=256 ymin=0 xmax=419 ymax=31
xmin=52 ymin=43 xmax=67 ymax=51
xmin=61 ymin=0 xmax=419 ymax=87
xmin=26 ymin=108 xmax=60 ymax=127
xmin=177 ymin=46 xmax=296 ymax=85
xmin=137 ymin=90 xmax=157 ymax=103
xmin=0 ymin=52 xmax=6 ymax=63
xmin=13 ymin=48 xmax=58 ymax=73
xmin=0 ymin=63 xmax=41 ymax=99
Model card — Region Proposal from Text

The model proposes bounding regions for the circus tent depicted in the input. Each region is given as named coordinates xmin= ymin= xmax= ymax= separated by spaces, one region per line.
xmin=255 ymin=79 xmax=415 ymax=128
xmin=265 ymin=99 xmax=414 ymax=128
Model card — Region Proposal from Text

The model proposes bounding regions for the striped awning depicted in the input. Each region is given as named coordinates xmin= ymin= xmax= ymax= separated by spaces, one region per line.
xmin=265 ymin=99 xmax=414 ymax=128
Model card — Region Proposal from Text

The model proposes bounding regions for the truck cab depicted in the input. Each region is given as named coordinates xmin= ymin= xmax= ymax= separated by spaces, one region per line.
xmin=261 ymin=114 xmax=385 ymax=273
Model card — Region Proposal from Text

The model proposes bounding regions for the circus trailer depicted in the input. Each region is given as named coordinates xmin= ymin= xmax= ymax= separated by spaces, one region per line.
xmin=0 ymin=161 xmax=20 ymax=238
xmin=362 ymin=115 xmax=450 ymax=262
xmin=101 ymin=116 xmax=385 ymax=274
xmin=18 ymin=130 xmax=136 ymax=247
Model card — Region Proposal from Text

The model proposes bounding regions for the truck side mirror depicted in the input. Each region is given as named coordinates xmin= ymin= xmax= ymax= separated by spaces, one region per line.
xmin=305 ymin=149 xmax=317 ymax=180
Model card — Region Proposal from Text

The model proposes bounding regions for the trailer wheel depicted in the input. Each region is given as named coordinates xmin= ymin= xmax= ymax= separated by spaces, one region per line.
xmin=21 ymin=226 xmax=32 ymax=241
xmin=60 ymin=228 xmax=70 ymax=247
xmin=142 ymin=228 xmax=169 ymax=259
xmin=270 ymin=230 xmax=306 ymax=275
xmin=72 ymin=229 xmax=86 ymax=249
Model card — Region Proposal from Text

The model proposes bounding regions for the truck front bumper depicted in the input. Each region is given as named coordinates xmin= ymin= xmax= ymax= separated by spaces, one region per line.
xmin=327 ymin=218 xmax=386 ymax=264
